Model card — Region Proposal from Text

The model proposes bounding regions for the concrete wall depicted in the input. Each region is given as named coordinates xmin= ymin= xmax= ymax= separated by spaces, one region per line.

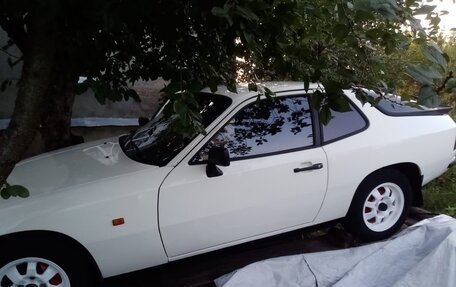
xmin=0 ymin=78 xmax=165 ymax=156
xmin=0 ymin=78 xmax=164 ymax=120
xmin=1 ymin=28 xmax=163 ymax=121
xmin=1 ymin=28 xmax=164 ymax=157
xmin=0 ymin=28 xmax=22 ymax=81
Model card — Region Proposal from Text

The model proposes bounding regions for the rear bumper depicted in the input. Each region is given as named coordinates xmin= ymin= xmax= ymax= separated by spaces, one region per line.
xmin=449 ymin=155 xmax=456 ymax=168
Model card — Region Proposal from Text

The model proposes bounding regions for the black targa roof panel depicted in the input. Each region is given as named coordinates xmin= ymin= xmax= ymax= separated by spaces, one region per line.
xmin=365 ymin=90 xmax=452 ymax=116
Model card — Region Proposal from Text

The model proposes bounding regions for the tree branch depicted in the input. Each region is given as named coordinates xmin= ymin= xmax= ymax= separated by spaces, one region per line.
xmin=0 ymin=48 xmax=21 ymax=59
xmin=436 ymin=71 xmax=454 ymax=94
xmin=0 ymin=18 xmax=27 ymax=53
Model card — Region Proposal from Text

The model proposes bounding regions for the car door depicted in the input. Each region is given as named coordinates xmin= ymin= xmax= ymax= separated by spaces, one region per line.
xmin=159 ymin=94 xmax=328 ymax=258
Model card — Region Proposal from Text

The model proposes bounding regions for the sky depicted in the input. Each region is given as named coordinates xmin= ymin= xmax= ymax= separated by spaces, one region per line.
xmin=423 ymin=0 xmax=456 ymax=34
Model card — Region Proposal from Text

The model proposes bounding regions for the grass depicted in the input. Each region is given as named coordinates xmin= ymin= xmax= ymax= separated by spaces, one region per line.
xmin=422 ymin=97 xmax=456 ymax=217
xmin=423 ymin=165 xmax=456 ymax=217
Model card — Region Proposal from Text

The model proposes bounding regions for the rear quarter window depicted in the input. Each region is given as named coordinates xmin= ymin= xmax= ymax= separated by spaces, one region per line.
xmin=322 ymin=97 xmax=368 ymax=144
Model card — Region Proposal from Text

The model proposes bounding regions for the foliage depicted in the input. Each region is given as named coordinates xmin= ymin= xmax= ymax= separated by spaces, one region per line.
xmin=404 ymin=41 xmax=451 ymax=107
xmin=233 ymin=0 xmax=450 ymax=121
xmin=0 ymin=0 xmax=451 ymax=199
xmin=0 ymin=182 xmax=28 ymax=199
xmin=386 ymin=35 xmax=456 ymax=107
xmin=423 ymin=165 xmax=456 ymax=217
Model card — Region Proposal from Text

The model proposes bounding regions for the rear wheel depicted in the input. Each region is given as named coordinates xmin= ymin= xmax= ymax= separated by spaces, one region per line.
xmin=0 ymin=237 xmax=99 ymax=287
xmin=344 ymin=169 xmax=412 ymax=241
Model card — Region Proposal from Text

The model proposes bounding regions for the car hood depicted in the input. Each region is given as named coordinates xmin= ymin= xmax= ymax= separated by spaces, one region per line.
xmin=6 ymin=137 xmax=156 ymax=197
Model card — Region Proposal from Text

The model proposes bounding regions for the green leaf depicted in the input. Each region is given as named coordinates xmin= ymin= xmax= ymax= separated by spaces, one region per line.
xmin=125 ymin=89 xmax=140 ymax=102
xmin=366 ymin=28 xmax=384 ymax=41
xmin=7 ymin=57 xmax=13 ymax=68
xmin=353 ymin=88 xmax=379 ymax=106
xmin=226 ymin=81 xmax=237 ymax=93
xmin=354 ymin=10 xmax=375 ymax=22
xmin=383 ymin=34 xmax=397 ymax=55
xmin=446 ymin=78 xmax=456 ymax=91
xmin=333 ymin=24 xmax=349 ymax=41
xmin=345 ymin=35 xmax=359 ymax=48
xmin=355 ymin=89 xmax=368 ymax=106
xmin=188 ymin=107 xmax=203 ymax=122
xmin=173 ymin=100 xmax=188 ymax=118
xmin=1 ymin=80 xmax=11 ymax=92
xmin=328 ymin=94 xmax=351 ymax=112
xmin=243 ymin=31 xmax=256 ymax=47
xmin=322 ymin=80 xmax=345 ymax=96
xmin=0 ymin=188 xmax=10 ymax=200
xmin=319 ymin=105 xmax=332 ymax=125
xmin=208 ymin=78 xmax=218 ymax=93
xmin=420 ymin=43 xmax=448 ymax=71
xmin=75 ymin=81 xmax=91 ymax=95
xmin=408 ymin=17 xmax=424 ymax=32
xmin=264 ymin=87 xmax=275 ymax=98
xmin=311 ymin=69 xmax=322 ymax=82
xmin=413 ymin=5 xmax=436 ymax=15
xmin=248 ymin=83 xmax=258 ymax=92
xmin=163 ymin=81 xmax=182 ymax=96
xmin=236 ymin=6 xmax=259 ymax=22
xmin=417 ymin=85 xmax=440 ymax=108
xmin=354 ymin=0 xmax=399 ymax=20
xmin=405 ymin=64 xmax=442 ymax=85
xmin=303 ymin=75 xmax=310 ymax=92
xmin=1 ymin=185 xmax=29 ymax=199
xmin=211 ymin=7 xmax=227 ymax=18
xmin=339 ymin=68 xmax=356 ymax=81
xmin=310 ymin=90 xmax=324 ymax=110
xmin=211 ymin=6 xmax=233 ymax=26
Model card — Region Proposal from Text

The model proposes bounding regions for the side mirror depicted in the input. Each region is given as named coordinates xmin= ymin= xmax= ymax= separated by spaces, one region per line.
xmin=206 ymin=147 xmax=230 ymax=178
xmin=138 ymin=117 xmax=149 ymax=126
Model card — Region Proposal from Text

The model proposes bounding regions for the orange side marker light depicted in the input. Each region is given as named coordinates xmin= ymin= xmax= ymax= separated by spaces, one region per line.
xmin=112 ymin=218 xmax=125 ymax=226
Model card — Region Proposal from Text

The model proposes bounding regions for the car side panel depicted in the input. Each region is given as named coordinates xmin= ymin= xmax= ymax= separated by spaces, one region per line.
xmin=315 ymin=95 xmax=456 ymax=223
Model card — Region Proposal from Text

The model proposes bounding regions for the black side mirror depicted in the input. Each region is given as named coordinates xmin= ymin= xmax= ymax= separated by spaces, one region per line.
xmin=206 ymin=147 xmax=230 ymax=178
xmin=138 ymin=117 xmax=149 ymax=126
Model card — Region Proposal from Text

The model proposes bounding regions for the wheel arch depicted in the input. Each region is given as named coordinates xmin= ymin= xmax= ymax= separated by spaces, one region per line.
xmin=0 ymin=230 xmax=102 ymax=281
xmin=362 ymin=162 xmax=423 ymax=207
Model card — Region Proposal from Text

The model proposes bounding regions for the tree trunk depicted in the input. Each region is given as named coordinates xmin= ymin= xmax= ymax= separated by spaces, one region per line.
xmin=40 ymin=68 xmax=79 ymax=152
xmin=0 ymin=10 xmax=57 ymax=187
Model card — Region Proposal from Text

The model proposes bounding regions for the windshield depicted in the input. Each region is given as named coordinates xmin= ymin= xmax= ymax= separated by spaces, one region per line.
xmin=120 ymin=93 xmax=232 ymax=166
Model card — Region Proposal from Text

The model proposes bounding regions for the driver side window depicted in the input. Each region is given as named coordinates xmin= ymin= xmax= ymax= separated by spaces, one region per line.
xmin=190 ymin=95 xmax=314 ymax=164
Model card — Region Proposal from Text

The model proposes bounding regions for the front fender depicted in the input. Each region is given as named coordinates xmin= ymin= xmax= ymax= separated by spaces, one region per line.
xmin=0 ymin=168 xmax=171 ymax=277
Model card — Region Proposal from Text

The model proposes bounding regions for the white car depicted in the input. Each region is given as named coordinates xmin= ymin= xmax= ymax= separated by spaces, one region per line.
xmin=1 ymin=82 xmax=455 ymax=287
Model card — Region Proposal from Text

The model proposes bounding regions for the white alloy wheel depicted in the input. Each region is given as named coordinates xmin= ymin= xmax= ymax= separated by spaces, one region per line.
xmin=362 ymin=182 xmax=405 ymax=232
xmin=0 ymin=257 xmax=70 ymax=287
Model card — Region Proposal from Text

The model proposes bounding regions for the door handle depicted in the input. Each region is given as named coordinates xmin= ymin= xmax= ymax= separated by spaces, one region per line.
xmin=293 ymin=163 xmax=323 ymax=173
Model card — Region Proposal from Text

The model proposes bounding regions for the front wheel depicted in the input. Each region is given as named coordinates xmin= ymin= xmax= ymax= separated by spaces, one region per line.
xmin=344 ymin=169 xmax=412 ymax=241
xmin=0 ymin=257 xmax=72 ymax=287
xmin=0 ymin=237 xmax=99 ymax=287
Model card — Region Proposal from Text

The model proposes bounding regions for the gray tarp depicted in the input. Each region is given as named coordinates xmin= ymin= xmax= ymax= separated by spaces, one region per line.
xmin=215 ymin=215 xmax=456 ymax=287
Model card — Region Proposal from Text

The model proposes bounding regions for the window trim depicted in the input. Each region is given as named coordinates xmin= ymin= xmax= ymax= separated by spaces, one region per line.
xmin=188 ymin=94 xmax=317 ymax=165
xmin=317 ymin=95 xmax=370 ymax=145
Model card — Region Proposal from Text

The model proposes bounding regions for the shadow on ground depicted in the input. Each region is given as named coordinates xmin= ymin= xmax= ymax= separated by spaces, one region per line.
xmin=104 ymin=207 xmax=436 ymax=287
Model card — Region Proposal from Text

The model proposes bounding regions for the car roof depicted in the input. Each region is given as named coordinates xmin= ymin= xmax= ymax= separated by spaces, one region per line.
xmin=202 ymin=81 xmax=321 ymax=105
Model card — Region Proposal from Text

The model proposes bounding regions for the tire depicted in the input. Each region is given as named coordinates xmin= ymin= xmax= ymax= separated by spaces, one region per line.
xmin=343 ymin=169 xmax=412 ymax=241
xmin=0 ymin=236 xmax=99 ymax=287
